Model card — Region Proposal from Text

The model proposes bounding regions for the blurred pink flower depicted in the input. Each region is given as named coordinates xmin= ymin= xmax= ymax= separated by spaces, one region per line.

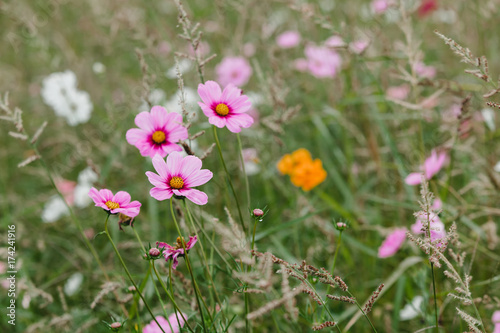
xmin=432 ymin=198 xmax=442 ymax=210
xmin=157 ymin=41 xmax=171 ymax=56
xmin=157 ymin=236 xmax=197 ymax=270
xmin=126 ymin=106 xmax=188 ymax=158
xmin=386 ymin=85 xmax=410 ymax=100
xmin=493 ymin=311 xmax=500 ymax=333
xmin=372 ymin=0 xmax=390 ymax=14
xmin=188 ymin=41 xmax=210 ymax=57
xmin=56 ymin=179 xmax=77 ymax=205
xmin=411 ymin=212 xmax=446 ymax=246
xmin=146 ymin=152 xmax=213 ymax=205
xmin=216 ymin=56 xmax=252 ymax=87
xmin=349 ymin=40 xmax=370 ymax=54
xmin=378 ymin=228 xmax=407 ymax=258
xmin=293 ymin=58 xmax=309 ymax=72
xmin=324 ymin=36 xmax=345 ymax=48
xmin=243 ymin=42 xmax=256 ymax=57
xmin=143 ymin=313 xmax=186 ymax=333
xmin=304 ymin=45 xmax=342 ymax=78
xmin=414 ymin=61 xmax=436 ymax=79
xmin=405 ymin=150 xmax=447 ymax=186
xmin=88 ymin=188 xmax=141 ymax=217
xmin=418 ymin=0 xmax=438 ymax=17
xmin=197 ymin=80 xmax=253 ymax=133
xmin=276 ymin=31 xmax=301 ymax=48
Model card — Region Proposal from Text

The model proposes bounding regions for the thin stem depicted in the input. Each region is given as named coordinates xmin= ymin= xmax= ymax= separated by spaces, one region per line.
xmin=251 ymin=219 xmax=258 ymax=251
xmin=236 ymin=133 xmax=251 ymax=210
xmin=346 ymin=290 xmax=378 ymax=333
xmin=169 ymin=199 xmax=208 ymax=333
xmin=103 ymin=215 xmax=165 ymax=333
xmin=327 ymin=231 xmax=343 ymax=295
xmin=149 ymin=262 xmax=174 ymax=332
xmin=212 ymin=126 xmax=247 ymax=234
xmin=431 ymin=263 xmax=439 ymax=332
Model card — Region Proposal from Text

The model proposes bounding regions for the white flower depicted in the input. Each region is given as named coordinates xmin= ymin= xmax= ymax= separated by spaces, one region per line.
xmin=64 ymin=273 xmax=84 ymax=296
xmin=139 ymin=89 xmax=167 ymax=112
xmin=165 ymin=87 xmax=199 ymax=119
xmin=74 ymin=167 xmax=98 ymax=208
xmin=400 ymin=296 xmax=424 ymax=321
xmin=92 ymin=62 xmax=106 ymax=74
xmin=482 ymin=108 xmax=495 ymax=131
xmin=242 ymin=148 xmax=260 ymax=176
xmin=77 ymin=167 xmax=99 ymax=185
xmin=41 ymin=70 xmax=93 ymax=126
xmin=41 ymin=195 xmax=70 ymax=223
xmin=166 ymin=59 xmax=192 ymax=79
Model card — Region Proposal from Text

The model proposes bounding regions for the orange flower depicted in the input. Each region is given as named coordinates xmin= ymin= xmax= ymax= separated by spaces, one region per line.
xmin=277 ymin=148 xmax=313 ymax=175
xmin=290 ymin=159 xmax=327 ymax=191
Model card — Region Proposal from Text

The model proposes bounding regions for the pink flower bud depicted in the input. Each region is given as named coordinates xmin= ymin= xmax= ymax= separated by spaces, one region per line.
xmin=253 ymin=209 xmax=264 ymax=217
xmin=110 ymin=322 xmax=122 ymax=329
xmin=149 ymin=248 xmax=161 ymax=257
xmin=337 ymin=222 xmax=347 ymax=228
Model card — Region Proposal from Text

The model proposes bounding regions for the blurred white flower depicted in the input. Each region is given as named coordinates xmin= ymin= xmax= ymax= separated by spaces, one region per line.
xmin=482 ymin=108 xmax=495 ymax=131
xmin=92 ymin=62 xmax=106 ymax=74
xmin=64 ymin=272 xmax=84 ymax=296
xmin=41 ymin=195 xmax=70 ymax=223
xmin=74 ymin=167 xmax=99 ymax=208
xmin=165 ymin=87 xmax=199 ymax=120
xmin=242 ymin=148 xmax=260 ymax=176
xmin=166 ymin=59 xmax=192 ymax=79
xmin=400 ymin=296 xmax=424 ymax=320
xmin=41 ymin=70 xmax=93 ymax=126
xmin=139 ymin=88 xmax=167 ymax=112
xmin=493 ymin=161 xmax=500 ymax=173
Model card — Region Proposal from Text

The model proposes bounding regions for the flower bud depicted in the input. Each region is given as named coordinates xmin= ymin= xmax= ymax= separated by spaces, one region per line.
xmin=253 ymin=209 xmax=264 ymax=217
xmin=149 ymin=248 xmax=161 ymax=257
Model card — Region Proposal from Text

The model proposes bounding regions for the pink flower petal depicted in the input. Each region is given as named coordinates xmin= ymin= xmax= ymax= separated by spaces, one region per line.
xmin=134 ymin=111 xmax=154 ymax=132
xmin=150 ymin=105 xmax=169 ymax=127
xmin=113 ymin=191 xmax=131 ymax=206
xmin=150 ymin=187 xmax=173 ymax=201
xmin=198 ymin=81 xmax=222 ymax=106
xmin=99 ymin=189 xmax=114 ymax=202
xmin=185 ymin=169 xmax=213 ymax=188
xmin=152 ymin=154 xmax=169 ymax=180
xmin=208 ymin=115 xmax=227 ymax=128
xmin=405 ymin=172 xmax=422 ymax=186
xmin=166 ymin=151 xmax=183 ymax=176
xmin=179 ymin=155 xmax=202 ymax=179
xmin=178 ymin=188 xmax=208 ymax=205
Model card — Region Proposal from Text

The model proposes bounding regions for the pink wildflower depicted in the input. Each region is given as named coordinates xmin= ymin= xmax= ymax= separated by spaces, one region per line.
xmin=413 ymin=61 xmax=437 ymax=79
xmin=372 ymin=0 xmax=390 ymax=14
xmin=243 ymin=42 xmax=256 ymax=57
xmin=126 ymin=106 xmax=188 ymax=158
xmin=304 ymin=45 xmax=342 ymax=78
xmin=146 ymin=152 xmax=213 ymax=205
xmin=324 ymin=36 xmax=345 ymax=48
xmin=378 ymin=228 xmax=407 ymax=258
xmin=197 ymin=80 xmax=253 ymax=133
xmin=143 ymin=314 xmax=186 ymax=333
xmin=56 ymin=179 xmax=77 ymax=205
xmin=418 ymin=0 xmax=437 ymax=17
xmin=493 ymin=311 xmax=500 ymax=333
xmin=188 ymin=41 xmax=210 ymax=58
xmin=293 ymin=58 xmax=309 ymax=72
xmin=157 ymin=236 xmax=197 ymax=270
xmin=216 ymin=56 xmax=252 ymax=87
xmin=349 ymin=40 xmax=370 ymax=54
xmin=88 ymin=188 xmax=141 ymax=217
xmin=276 ymin=31 xmax=301 ymax=48
xmin=405 ymin=150 xmax=447 ymax=186
xmin=386 ymin=84 xmax=410 ymax=100
xmin=411 ymin=212 xmax=446 ymax=245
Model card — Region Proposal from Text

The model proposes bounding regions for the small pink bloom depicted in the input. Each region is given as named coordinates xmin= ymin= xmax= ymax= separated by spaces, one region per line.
xmin=412 ymin=212 xmax=446 ymax=246
xmin=324 ymin=36 xmax=345 ymax=48
xmin=157 ymin=236 xmax=197 ymax=270
xmin=126 ymin=106 xmax=188 ymax=158
xmin=493 ymin=311 xmax=500 ymax=333
xmin=372 ymin=0 xmax=390 ymax=14
xmin=188 ymin=41 xmax=210 ymax=58
xmin=276 ymin=31 xmax=301 ymax=49
xmin=253 ymin=209 xmax=264 ymax=217
xmin=305 ymin=45 xmax=342 ymax=78
xmin=88 ymin=188 xmax=141 ymax=217
xmin=413 ymin=61 xmax=436 ymax=79
xmin=378 ymin=228 xmax=407 ymax=258
xmin=432 ymin=198 xmax=442 ymax=210
xmin=405 ymin=150 xmax=447 ymax=186
xmin=197 ymin=80 xmax=253 ymax=133
xmin=149 ymin=248 xmax=161 ymax=257
xmin=157 ymin=41 xmax=171 ymax=56
xmin=386 ymin=84 xmax=410 ymax=100
xmin=143 ymin=314 xmax=186 ymax=333
xmin=243 ymin=42 xmax=256 ymax=57
xmin=146 ymin=152 xmax=213 ymax=205
xmin=216 ymin=56 xmax=252 ymax=87
xmin=349 ymin=40 xmax=370 ymax=54
xmin=56 ymin=179 xmax=77 ymax=205
xmin=293 ymin=58 xmax=309 ymax=72
xmin=418 ymin=0 xmax=437 ymax=17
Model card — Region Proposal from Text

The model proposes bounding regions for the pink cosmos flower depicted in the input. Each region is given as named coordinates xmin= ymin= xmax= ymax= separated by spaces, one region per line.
xmin=405 ymin=150 xmax=447 ymax=186
xmin=372 ymin=0 xmax=390 ymax=14
xmin=293 ymin=58 xmax=309 ymax=72
xmin=324 ymin=36 xmax=345 ymax=48
xmin=413 ymin=61 xmax=437 ymax=79
xmin=197 ymin=80 xmax=253 ymax=133
xmin=378 ymin=228 xmax=407 ymax=258
xmin=157 ymin=236 xmax=197 ymax=270
xmin=216 ymin=56 xmax=252 ymax=87
xmin=349 ymin=40 xmax=370 ymax=54
xmin=88 ymin=188 xmax=141 ymax=217
xmin=276 ymin=31 xmax=301 ymax=49
xmin=146 ymin=152 xmax=213 ymax=205
xmin=56 ymin=179 xmax=77 ymax=205
xmin=493 ymin=311 xmax=500 ymax=333
xmin=126 ymin=106 xmax=188 ymax=158
xmin=386 ymin=84 xmax=410 ymax=100
xmin=143 ymin=313 xmax=186 ymax=333
xmin=411 ymin=212 xmax=446 ymax=247
xmin=304 ymin=45 xmax=342 ymax=78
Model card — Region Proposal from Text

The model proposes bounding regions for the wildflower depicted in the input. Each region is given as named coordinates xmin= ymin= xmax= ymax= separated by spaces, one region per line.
xmin=74 ymin=167 xmax=99 ymax=208
xmin=349 ymin=40 xmax=370 ymax=55
xmin=417 ymin=0 xmax=437 ymax=17
xmin=386 ymin=84 xmax=410 ymax=100
xmin=157 ymin=236 xmax=197 ymax=269
xmin=64 ymin=272 xmax=83 ymax=296
xmin=411 ymin=212 xmax=446 ymax=245
xmin=188 ymin=40 xmax=210 ymax=57
xmin=165 ymin=87 xmax=199 ymax=118
xmin=146 ymin=152 xmax=213 ymax=205
xmin=324 ymin=36 xmax=345 ymax=48
xmin=304 ymin=45 xmax=342 ymax=78
xmin=277 ymin=148 xmax=313 ymax=175
xmin=109 ymin=322 xmax=122 ymax=331
xmin=413 ymin=61 xmax=437 ymax=79
xmin=143 ymin=314 xmax=186 ymax=333
xmin=41 ymin=70 xmax=93 ymax=126
xmin=252 ymin=209 xmax=264 ymax=217
xmin=197 ymin=80 xmax=254 ymax=133
xmin=126 ymin=106 xmax=188 ymax=158
xmin=216 ymin=56 xmax=252 ymax=87
xmin=41 ymin=195 xmax=70 ymax=223
xmin=166 ymin=59 xmax=191 ymax=79
xmin=335 ymin=222 xmax=349 ymax=231
xmin=371 ymin=0 xmax=390 ymax=14
xmin=378 ymin=228 xmax=407 ymax=258
xmin=242 ymin=148 xmax=260 ymax=176
xmin=293 ymin=58 xmax=309 ymax=72
xmin=400 ymin=296 xmax=424 ymax=320
xmin=243 ymin=42 xmax=256 ymax=57
xmin=117 ymin=213 xmax=134 ymax=231
xmin=493 ymin=311 xmax=500 ymax=333
xmin=88 ymin=188 xmax=141 ymax=217
xmin=290 ymin=159 xmax=327 ymax=191
xmin=405 ymin=150 xmax=447 ymax=186
xmin=276 ymin=31 xmax=301 ymax=48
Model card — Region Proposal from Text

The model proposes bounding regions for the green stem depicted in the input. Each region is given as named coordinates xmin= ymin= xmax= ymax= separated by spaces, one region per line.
xmin=236 ymin=133 xmax=251 ymax=210
xmin=169 ymin=199 xmax=208 ymax=333
xmin=212 ymin=126 xmax=247 ymax=234
xmin=149 ymin=262 xmax=174 ymax=332
xmin=251 ymin=219 xmax=258 ymax=251
xmin=431 ymin=263 xmax=439 ymax=332
xmin=103 ymin=215 xmax=165 ymax=333
xmin=346 ymin=290 xmax=378 ymax=333
xmin=327 ymin=231 xmax=343 ymax=294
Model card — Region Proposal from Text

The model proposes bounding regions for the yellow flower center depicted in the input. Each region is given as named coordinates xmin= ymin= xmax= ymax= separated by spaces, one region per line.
xmin=151 ymin=130 xmax=166 ymax=144
xmin=215 ymin=103 xmax=229 ymax=116
xmin=105 ymin=201 xmax=120 ymax=210
xmin=176 ymin=236 xmax=185 ymax=249
xmin=169 ymin=176 xmax=184 ymax=189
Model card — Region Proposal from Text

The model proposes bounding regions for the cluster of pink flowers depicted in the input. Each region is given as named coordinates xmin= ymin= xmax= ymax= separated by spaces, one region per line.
xmin=216 ymin=56 xmax=252 ymax=87
xmin=157 ymin=236 xmax=198 ymax=269
xmin=295 ymin=45 xmax=342 ymax=78
xmin=276 ymin=31 xmax=301 ymax=49
xmin=405 ymin=150 xmax=447 ymax=186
